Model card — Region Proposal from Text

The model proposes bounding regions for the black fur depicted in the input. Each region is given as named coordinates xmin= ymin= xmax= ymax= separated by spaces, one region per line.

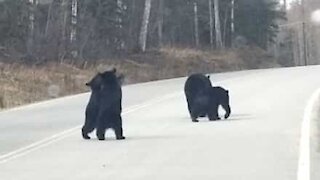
xmin=184 ymin=74 xmax=212 ymax=122
xmin=192 ymin=86 xmax=231 ymax=121
xmin=82 ymin=69 xmax=125 ymax=140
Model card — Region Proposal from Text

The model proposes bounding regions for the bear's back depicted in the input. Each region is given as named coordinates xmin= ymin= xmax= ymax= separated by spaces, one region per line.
xmin=184 ymin=73 xmax=212 ymax=96
xmin=99 ymin=72 xmax=122 ymax=114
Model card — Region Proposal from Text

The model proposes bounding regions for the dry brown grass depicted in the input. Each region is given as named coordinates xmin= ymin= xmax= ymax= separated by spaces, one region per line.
xmin=0 ymin=62 xmax=93 ymax=108
xmin=0 ymin=47 xmax=279 ymax=109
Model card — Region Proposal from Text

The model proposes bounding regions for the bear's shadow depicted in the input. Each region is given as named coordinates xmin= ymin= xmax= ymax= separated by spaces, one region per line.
xmin=183 ymin=113 xmax=253 ymax=122
xmin=83 ymin=133 xmax=177 ymax=142
xmin=221 ymin=113 xmax=254 ymax=121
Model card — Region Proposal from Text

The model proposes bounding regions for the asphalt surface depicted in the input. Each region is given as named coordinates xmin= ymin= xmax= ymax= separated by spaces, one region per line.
xmin=0 ymin=66 xmax=320 ymax=180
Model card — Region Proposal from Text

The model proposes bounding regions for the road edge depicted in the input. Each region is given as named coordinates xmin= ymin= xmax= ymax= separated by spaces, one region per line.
xmin=298 ymin=88 xmax=320 ymax=180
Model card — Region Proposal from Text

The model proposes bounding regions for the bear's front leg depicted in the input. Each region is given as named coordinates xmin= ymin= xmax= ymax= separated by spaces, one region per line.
xmin=222 ymin=104 xmax=231 ymax=119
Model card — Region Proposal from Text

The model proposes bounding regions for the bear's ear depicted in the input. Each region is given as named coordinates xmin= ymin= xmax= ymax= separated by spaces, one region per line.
xmin=111 ymin=68 xmax=117 ymax=73
xmin=225 ymin=90 xmax=229 ymax=94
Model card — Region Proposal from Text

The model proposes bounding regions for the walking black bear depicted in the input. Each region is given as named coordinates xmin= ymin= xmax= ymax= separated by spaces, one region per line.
xmin=191 ymin=86 xmax=231 ymax=122
xmin=184 ymin=73 xmax=212 ymax=122
xmin=82 ymin=68 xmax=125 ymax=140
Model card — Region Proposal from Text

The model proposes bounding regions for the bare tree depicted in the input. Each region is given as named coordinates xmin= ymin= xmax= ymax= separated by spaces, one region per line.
xmin=214 ymin=0 xmax=223 ymax=49
xmin=70 ymin=0 xmax=78 ymax=58
xmin=45 ymin=0 xmax=54 ymax=38
xmin=60 ymin=0 xmax=69 ymax=62
xmin=194 ymin=2 xmax=199 ymax=47
xmin=283 ymin=0 xmax=287 ymax=11
xmin=231 ymin=0 xmax=235 ymax=47
xmin=116 ymin=0 xmax=125 ymax=50
xmin=139 ymin=0 xmax=152 ymax=52
xmin=301 ymin=0 xmax=308 ymax=65
xmin=223 ymin=3 xmax=229 ymax=47
xmin=208 ymin=0 xmax=214 ymax=48
xmin=157 ymin=0 xmax=163 ymax=47
xmin=27 ymin=0 xmax=37 ymax=56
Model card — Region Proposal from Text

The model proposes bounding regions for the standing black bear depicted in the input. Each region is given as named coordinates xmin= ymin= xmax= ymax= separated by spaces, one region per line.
xmin=184 ymin=73 xmax=212 ymax=122
xmin=82 ymin=69 xmax=125 ymax=140
xmin=191 ymin=86 xmax=231 ymax=122
xmin=82 ymin=72 xmax=103 ymax=139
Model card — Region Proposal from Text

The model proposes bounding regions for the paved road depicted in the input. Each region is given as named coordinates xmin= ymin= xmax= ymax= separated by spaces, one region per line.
xmin=0 ymin=66 xmax=319 ymax=180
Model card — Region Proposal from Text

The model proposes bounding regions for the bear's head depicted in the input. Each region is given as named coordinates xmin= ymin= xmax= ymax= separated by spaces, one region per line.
xmin=86 ymin=68 xmax=124 ymax=90
xmin=85 ymin=73 xmax=103 ymax=91
xmin=100 ymin=68 xmax=124 ymax=85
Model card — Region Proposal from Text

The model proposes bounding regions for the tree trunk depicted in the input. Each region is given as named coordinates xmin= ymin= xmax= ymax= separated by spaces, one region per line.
xmin=116 ymin=0 xmax=124 ymax=50
xmin=139 ymin=0 xmax=152 ymax=52
xmin=230 ymin=0 xmax=235 ymax=47
xmin=301 ymin=0 xmax=308 ymax=65
xmin=60 ymin=0 xmax=69 ymax=63
xmin=127 ymin=0 xmax=136 ymax=50
xmin=70 ymin=0 xmax=78 ymax=58
xmin=283 ymin=0 xmax=287 ymax=11
xmin=45 ymin=1 xmax=54 ymax=38
xmin=157 ymin=0 xmax=163 ymax=47
xmin=208 ymin=0 xmax=214 ymax=49
xmin=214 ymin=0 xmax=223 ymax=49
xmin=27 ymin=0 xmax=36 ymax=56
xmin=223 ymin=5 xmax=229 ymax=47
xmin=194 ymin=2 xmax=199 ymax=47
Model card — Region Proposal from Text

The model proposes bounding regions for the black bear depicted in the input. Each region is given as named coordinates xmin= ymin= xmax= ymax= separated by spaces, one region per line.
xmin=82 ymin=73 xmax=103 ymax=139
xmin=82 ymin=68 xmax=125 ymax=140
xmin=184 ymin=73 xmax=212 ymax=121
xmin=191 ymin=86 xmax=231 ymax=122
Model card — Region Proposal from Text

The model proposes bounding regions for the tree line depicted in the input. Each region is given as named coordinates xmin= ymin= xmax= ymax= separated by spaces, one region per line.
xmin=274 ymin=0 xmax=320 ymax=66
xmin=0 ymin=0 xmax=285 ymax=62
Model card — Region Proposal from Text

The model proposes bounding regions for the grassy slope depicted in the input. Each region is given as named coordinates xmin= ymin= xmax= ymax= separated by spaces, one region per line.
xmin=0 ymin=47 xmax=279 ymax=109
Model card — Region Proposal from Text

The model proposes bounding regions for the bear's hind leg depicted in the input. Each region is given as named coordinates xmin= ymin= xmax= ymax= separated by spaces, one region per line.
xmin=82 ymin=127 xmax=93 ymax=139
xmin=96 ymin=116 xmax=106 ymax=140
xmin=186 ymin=97 xmax=193 ymax=118
xmin=113 ymin=115 xmax=125 ymax=140
xmin=114 ymin=126 xmax=125 ymax=140
xmin=81 ymin=116 xmax=96 ymax=139
xmin=96 ymin=125 xmax=106 ymax=141
xmin=190 ymin=107 xmax=200 ymax=122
